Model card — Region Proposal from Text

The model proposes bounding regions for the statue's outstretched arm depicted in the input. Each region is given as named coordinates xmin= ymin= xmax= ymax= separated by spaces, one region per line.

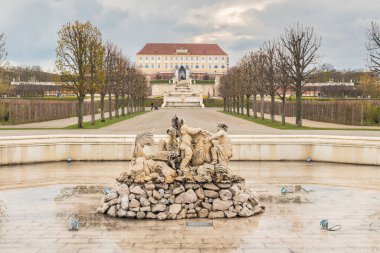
xmin=209 ymin=130 xmax=225 ymax=140
xmin=187 ymin=126 xmax=203 ymax=135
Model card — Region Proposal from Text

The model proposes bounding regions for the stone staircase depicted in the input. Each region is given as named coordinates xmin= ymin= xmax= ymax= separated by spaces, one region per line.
xmin=162 ymin=80 xmax=204 ymax=108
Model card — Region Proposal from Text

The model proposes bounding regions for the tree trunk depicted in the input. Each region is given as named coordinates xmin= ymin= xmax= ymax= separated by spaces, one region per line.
xmin=223 ymin=97 xmax=227 ymax=112
xmin=295 ymin=88 xmax=302 ymax=126
xmin=253 ymin=92 xmax=257 ymax=119
xmin=260 ymin=93 xmax=264 ymax=120
xmin=115 ymin=94 xmax=119 ymax=118
xmin=108 ymin=92 xmax=112 ymax=120
xmin=270 ymin=93 xmax=275 ymax=122
xmin=131 ymin=97 xmax=135 ymax=114
xmin=241 ymin=96 xmax=244 ymax=115
xmin=233 ymin=97 xmax=236 ymax=113
xmin=126 ymin=95 xmax=130 ymax=115
xmin=281 ymin=97 xmax=286 ymax=125
xmin=100 ymin=93 xmax=105 ymax=122
xmin=246 ymin=94 xmax=250 ymax=117
xmin=90 ymin=92 xmax=95 ymax=125
xmin=237 ymin=96 xmax=240 ymax=114
xmin=121 ymin=94 xmax=125 ymax=116
xmin=77 ymin=96 xmax=84 ymax=128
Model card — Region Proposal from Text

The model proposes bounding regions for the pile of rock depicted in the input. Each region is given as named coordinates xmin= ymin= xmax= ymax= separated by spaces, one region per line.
xmin=97 ymin=180 xmax=264 ymax=220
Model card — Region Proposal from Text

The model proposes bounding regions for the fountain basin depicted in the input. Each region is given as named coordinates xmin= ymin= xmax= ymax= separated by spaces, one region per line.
xmin=0 ymin=135 xmax=379 ymax=166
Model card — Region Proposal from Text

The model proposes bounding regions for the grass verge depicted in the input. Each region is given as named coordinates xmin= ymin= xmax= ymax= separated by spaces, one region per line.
xmin=221 ymin=111 xmax=312 ymax=130
xmin=220 ymin=111 xmax=380 ymax=131
xmin=64 ymin=111 xmax=147 ymax=129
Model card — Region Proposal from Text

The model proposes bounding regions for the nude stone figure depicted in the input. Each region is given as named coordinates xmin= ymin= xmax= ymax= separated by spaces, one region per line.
xmin=208 ymin=122 xmax=232 ymax=166
xmin=158 ymin=127 xmax=178 ymax=152
xmin=172 ymin=116 xmax=203 ymax=171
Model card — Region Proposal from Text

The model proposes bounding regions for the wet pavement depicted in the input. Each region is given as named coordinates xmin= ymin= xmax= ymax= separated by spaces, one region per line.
xmin=0 ymin=161 xmax=379 ymax=253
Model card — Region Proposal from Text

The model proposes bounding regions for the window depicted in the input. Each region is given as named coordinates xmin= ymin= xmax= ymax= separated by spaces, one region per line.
xmin=145 ymin=56 xmax=148 ymax=60
xmin=222 ymin=56 xmax=225 ymax=61
xmin=196 ymin=56 xmax=199 ymax=61
xmin=191 ymin=56 xmax=193 ymax=61
xmin=139 ymin=64 xmax=143 ymax=68
xmin=165 ymin=56 xmax=168 ymax=61
xmin=145 ymin=64 xmax=149 ymax=68
xmin=195 ymin=65 xmax=199 ymax=69
xmin=215 ymin=56 xmax=218 ymax=61
xmin=208 ymin=56 xmax=211 ymax=61
xmin=151 ymin=63 xmax=154 ymax=68
xmin=190 ymin=64 xmax=193 ymax=68
xmin=180 ymin=56 xmax=183 ymax=61
xmin=221 ymin=65 xmax=225 ymax=69
xmin=171 ymin=56 xmax=173 ymax=61
xmin=151 ymin=56 xmax=155 ymax=60
xmin=185 ymin=65 xmax=189 ymax=69
xmin=175 ymin=65 xmax=178 ymax=69
xmin=209 ymin=64 xmax=211 ymax=69
xmin=157 ymin=64 xmax=160 ymax=69
xmin=186 ymin=56 xmax=188 ymax=61
xmin=171 ymin=63 xmax=173 ymax=68
xmin=214 ymin=65 xmax=218 ymax=69
xmin=202 ymin=56 xmax=205 ymax=61
xmin=175 ymin=56 xmax=178 ymax=61
xmin=202 ymin=64 xmax=204 ymax=69
xmin=165 ymin=63 xmax=168 ymax=69
xmin=139 ymin=56 xmax=142 ymax=61
xmin=158 ymin=56 xmax=160 ymax=61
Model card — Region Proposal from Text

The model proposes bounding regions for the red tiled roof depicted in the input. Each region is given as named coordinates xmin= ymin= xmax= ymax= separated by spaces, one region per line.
xmin=137 ymin=43 xmax=227 ymax=55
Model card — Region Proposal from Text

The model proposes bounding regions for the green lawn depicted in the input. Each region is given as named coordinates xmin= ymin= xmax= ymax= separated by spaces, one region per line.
xmin=1 ymin=96 xmax=79 ymax=101
xmin=150 ymin=80 xmax=169 ymax=84
xmin=221 ymin=111 xmax=312 ymax=130
xmin=194 ymin=80 xmax=215 ymax=84
xmin=220 ymin=111 xmax=380 ymax=131
xmin=64 ymin=111 xmax=147 ymax=129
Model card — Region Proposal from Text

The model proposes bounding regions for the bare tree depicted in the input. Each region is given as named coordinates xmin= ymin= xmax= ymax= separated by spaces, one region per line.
xmin=262 ymin=40 xmax=277 ymax=122
xmin=239 ymin=55 xmax=252 ymax=117
xmin=88 ymin=34 xmax=105 ymax=125
xmin=366 ymin=21 xmax=380 ymax=76
xmin=104 ymin=42 xmax=121 ymax=120
xmin=275 ymin=43 xmax=292 ymax=125
xmin=279 ymin=23 xmax=321 ymax=126
xmin=252 ymin=50 xmax=267 ymax=120
xmin=0 ymin=33 xmax=8 ymax=83
xmin=0 ymin=33 xmax=7 ymax=68
xmin=56 ymin=21 xmax=103 ymax=128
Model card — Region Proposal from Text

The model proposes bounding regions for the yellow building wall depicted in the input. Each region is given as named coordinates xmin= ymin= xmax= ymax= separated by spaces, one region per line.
xmin=136 ymin=54 xmax=228 ymax=76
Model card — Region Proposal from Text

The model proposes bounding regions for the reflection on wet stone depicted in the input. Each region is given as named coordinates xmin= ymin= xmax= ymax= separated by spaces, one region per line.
xmin=0 ymin=162 xmax=379 ymax=252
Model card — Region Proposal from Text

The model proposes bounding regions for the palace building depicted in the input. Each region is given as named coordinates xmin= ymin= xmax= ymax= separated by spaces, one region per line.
xmin=136 ymin=43 xmax=229 ymax=79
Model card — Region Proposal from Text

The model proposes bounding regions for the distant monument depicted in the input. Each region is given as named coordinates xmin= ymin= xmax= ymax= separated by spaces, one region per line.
xmin=97 ymin=116 xmax=265 ymax=220
xmin=162 ymin=67 xmax=205 ymax=108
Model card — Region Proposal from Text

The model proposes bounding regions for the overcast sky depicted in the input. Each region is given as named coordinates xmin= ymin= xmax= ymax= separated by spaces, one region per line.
xmin=0 ymin=0 xmax=379 ymax=72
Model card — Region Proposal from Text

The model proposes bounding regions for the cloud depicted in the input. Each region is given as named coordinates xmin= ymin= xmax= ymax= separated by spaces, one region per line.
xmin=0 ymin=0 xmax=379 ymax=71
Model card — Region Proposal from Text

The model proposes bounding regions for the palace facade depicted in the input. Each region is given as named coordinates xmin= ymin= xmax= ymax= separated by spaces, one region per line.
xmin=136 ymin=43 xmax=229 ymax=79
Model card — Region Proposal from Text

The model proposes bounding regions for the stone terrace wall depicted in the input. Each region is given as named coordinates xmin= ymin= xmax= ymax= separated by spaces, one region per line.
xmin=0 ymin=135 xmax=380 ymax=166
xmin=151 ymin=84 xmax=216 ymax=97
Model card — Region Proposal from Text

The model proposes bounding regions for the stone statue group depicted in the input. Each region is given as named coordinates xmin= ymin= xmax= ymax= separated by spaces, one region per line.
xmin=99 ymin=115 xmax=264 ymax=220
xmin=119 ymin=115 xmax=238 ymax=185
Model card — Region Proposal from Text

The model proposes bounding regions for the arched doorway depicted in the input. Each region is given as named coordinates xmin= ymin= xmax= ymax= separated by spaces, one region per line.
xmin=178 ymin=66 xmax=186 ymax=80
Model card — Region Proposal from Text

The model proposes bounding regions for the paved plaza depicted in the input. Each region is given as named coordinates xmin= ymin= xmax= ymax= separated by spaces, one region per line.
xmin=0 ymin=108 xmax=380 ymax=253
xmin=1 ymin=108 xmax=380 ymax=137
xmin=0 ymin=161 xmax=379 ymax=253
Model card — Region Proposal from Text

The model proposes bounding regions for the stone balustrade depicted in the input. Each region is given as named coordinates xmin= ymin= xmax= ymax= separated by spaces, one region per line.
xmin=0 ymin=134 xmax=379 ymax=165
